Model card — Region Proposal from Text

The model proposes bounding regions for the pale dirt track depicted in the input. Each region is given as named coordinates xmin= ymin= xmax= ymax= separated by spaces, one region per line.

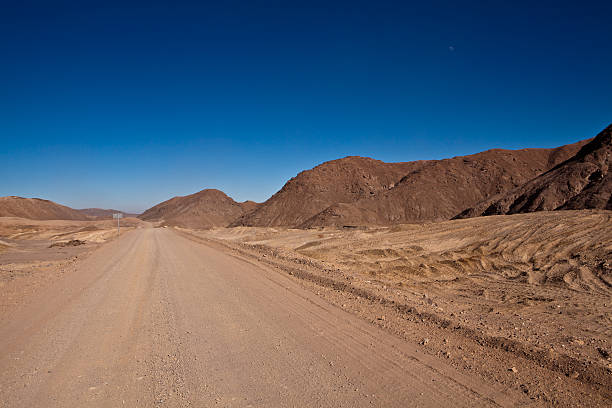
xmin=0 ymin=227 xmax=529 ymax=407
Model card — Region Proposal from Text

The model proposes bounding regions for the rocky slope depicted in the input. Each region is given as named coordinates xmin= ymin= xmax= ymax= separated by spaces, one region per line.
xmin=230 ymin=157 xmax=422 ymax=228
xmin=233 ymin=139 xmax=588 ymax=228
xmin=456 ymin=124 xmax=611 ymax=218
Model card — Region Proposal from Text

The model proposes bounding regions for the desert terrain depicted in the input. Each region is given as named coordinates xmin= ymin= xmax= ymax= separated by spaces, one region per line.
xmin=0 ymin=216 xmax=143 ymax=317
xmin=3 ymin=0 xmax=610 ymax=405
xmin=2 ymin=220 xmax=541 ymax=407
xmin=180 ymin=209 xmax=611 ymax=406
xmin=0 ymin=125 xmax=610 ymax=407
xmin=0 ymin=210 xmax=609 ymax=406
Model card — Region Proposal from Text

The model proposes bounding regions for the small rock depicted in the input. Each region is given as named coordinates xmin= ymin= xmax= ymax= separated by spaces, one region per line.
xmin=509 ymin=367 xmax=518 ymax=373
xmin=421 ymin=338 xmax=430 ymax=345
xmin=597 ymin=347 xmax=610 ymax=359
xmin=377 ymin=315 xmax=386 ymax=321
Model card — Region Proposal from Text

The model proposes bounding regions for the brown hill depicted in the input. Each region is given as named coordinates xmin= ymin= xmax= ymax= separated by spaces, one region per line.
xmin=456 ymin=123 xmax=611 ymax=218
xmin=0 ymin=196 xmax=90 ymax=221
xmin=301 ymin=140 xmax=588 ymax=228
xmin=77 ymin=208 xmax=139 ymax=219
xmin=232 ymin=139 xmax=588 ymax=228
xmin=139 ymin=189 xmax=259 ymax=228
xmin=230 ymin=157 xmax=423 ymax=227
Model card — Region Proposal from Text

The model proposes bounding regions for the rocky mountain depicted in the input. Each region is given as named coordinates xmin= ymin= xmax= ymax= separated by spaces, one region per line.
xmin=455 ymin=124 xmax=611 ymax=218
xmin=139 ymin=189 xmax=259 ymax=228
xmin=230 ymin=157 xmax=422 ymax=227
xmin=232 ymin=139 xmax=588 ymax=228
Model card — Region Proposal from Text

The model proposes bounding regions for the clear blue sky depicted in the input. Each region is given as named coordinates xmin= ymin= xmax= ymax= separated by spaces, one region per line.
xmin=1 ymin=1 xmax=610 ymax=213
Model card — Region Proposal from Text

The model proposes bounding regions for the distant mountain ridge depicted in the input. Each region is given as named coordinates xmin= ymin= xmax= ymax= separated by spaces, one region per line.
xmin=5 ymin=125 xmax=608 ymax=227
xmin=0 ymin=197 xmax=138 ymax=221
xmin=0 ymin=196 xmax=90 ymax=221
xmin=77 ymin=208 xmax=139 ymax=219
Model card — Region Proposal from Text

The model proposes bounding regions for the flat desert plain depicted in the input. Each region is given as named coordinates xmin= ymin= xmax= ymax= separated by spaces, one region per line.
xmin=0 ymin=217 xmax=143 ymax=316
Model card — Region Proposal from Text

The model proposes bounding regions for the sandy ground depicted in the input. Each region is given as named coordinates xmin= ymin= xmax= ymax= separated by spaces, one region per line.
xmin=0 ymin=217 xmax=142 ymax=317
xmin=0 ymin=212 xmax=609 ymax=406
xmin=0 ymin=225 xmax=533 ymax=407
xmin=185 ymin=210 xmax=611 ymax=406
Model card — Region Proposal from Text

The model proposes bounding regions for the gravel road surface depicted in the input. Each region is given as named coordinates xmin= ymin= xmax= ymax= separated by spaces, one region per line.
xmin=0 ymin=227 xmax=528 ymax=407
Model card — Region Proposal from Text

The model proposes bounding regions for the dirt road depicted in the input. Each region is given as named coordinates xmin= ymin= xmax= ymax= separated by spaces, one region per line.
xmin=0 ymin=227 xmax=529 ymax=407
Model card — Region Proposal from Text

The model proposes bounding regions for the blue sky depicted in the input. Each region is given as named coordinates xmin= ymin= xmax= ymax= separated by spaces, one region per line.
xmin=1 ymin=1 xmax=611 ymax=213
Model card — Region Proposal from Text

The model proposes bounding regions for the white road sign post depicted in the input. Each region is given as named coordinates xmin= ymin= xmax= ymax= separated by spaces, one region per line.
xmin=113 ymin=213 xmax=123 ymax=236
